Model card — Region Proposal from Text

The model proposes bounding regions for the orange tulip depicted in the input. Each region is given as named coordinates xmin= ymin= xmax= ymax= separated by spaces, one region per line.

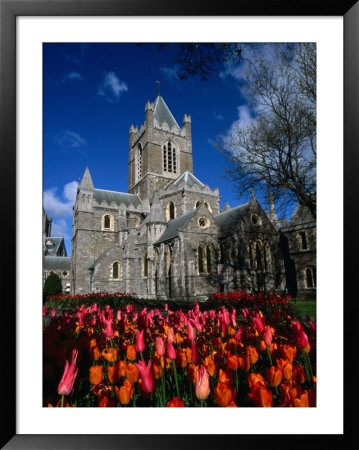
xmin=226 ymin=353 xmax=239 ymax=371
xmin=218 ymin=368 xmax=234 ymax=386
xmin=102 ymin=347 xmax=118 ymax=363
xmin=115 ymin=360 xmax=127 ymax=379
xmin=107 ymin=365 xmax=117 ymax=384
xmin=126 ymin=344 xmax=137 ymax=361
xmin=276 ymin=358 xmax=292 ymax=381
xmin=167 ymin=397 xmax=185 ymax=407
xmin=90 ymin=345 xmax=101 ymax=361
xmin=204 ymin=356 xmax=218 ymax=377
xmin=152 ymin=355 xmax=164 ymax=379
xmin=248 ymin=383 xmax=273 ymax=407
xmin=266 ymin=366 xmax=283 ymax=387
xmin=280 ymin=344 xmax=297 ymax=363
xmin=115 ymin=380 xmax=133 ymax=405
xmin=248 ymin=372 xmax=266 ymax=390
xmin=214 ymin=382 xmax=236 ymax=407
xmin=176 ymin=348 xmax=188 ymax=368
xmin=246 ymin=346 xmax=259 ymax=365
xmin=237 ymin=355 xmax=250 ymax=372
xmin=89 ymin=365 xmax=104 ymax=386
xmin=292 ymin=364 xmax=306 ymax=385
xmin=98 ymin=395 xmax=115 ymax=407
xmin=125 ymin=362 xmax=139 ymax=383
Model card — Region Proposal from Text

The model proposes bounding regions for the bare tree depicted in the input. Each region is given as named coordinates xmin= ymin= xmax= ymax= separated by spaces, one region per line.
xmin=219 ymin=43 xmax=316 ymax=218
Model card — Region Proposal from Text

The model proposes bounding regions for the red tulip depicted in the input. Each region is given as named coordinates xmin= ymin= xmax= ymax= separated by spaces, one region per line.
xmin=167 ymin=340 xmax=176 ymax=360
xmin=135 ymin=360 xmax=155 ymax=393
xmin=57 ymin=349 xmax=79 ymax=395
xmin=135 ymin=329 xmax=145 ymax=353
xmin=155 ymin=336 xmax=165 ymax=356
xmin=252 ymin=312 xmax=265 ymax=333
xmin=264 ymin=325 xmax=272 ymax=346
xmin=187 ymin=321 xmax=195 ymax=341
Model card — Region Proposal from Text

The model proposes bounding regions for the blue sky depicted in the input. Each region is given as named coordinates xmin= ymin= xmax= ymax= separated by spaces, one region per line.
xmin=43 ymin=43 xmax=284 ymax=256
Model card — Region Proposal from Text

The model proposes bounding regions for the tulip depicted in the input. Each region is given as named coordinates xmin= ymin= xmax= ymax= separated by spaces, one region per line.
xmin=191 ymin=339 xmax=199 ymax=365
xmin=266 ymin=366 xmax=283 ymax=387
xmin=57 ymin=349 xmax=79 ymax=396
xmin=252 ymin=312 xmax=265 ymax=333
xmin=195 ymin=365 xmax=210 ymax=403
xmin=214 ymin=382 xmax=236 ymax=407
xmin=167 ymin=397 xmax=185 ymax=407
xmin=115 ymin=380 xmax=133 ymax=405
xmin=187 ymin=321 xmax=195 ymax=341
xmin=126 ymin=344 xmax=137 ymax=361
xmin=276 ymin=358 xmax=293 ymax=381
xmin=280 ymin=344 xmax=297 ymax=363
xmin=204 ymin=356 xmax=217 ymax=377
xmin=248 ymin=372 xmax=266 ymax=390
xmin=135 ymin=329 xmax=145 ymax=353
xmin=115 ymin=360 xmax=127 ymax=379
xmin=167 ymin=327 xmax=175 ymax=343
xmin=103 ymin=317 xmax=114 ymax=340
xmin=89 ymin=364 xmax=103 ymax=386
xmin=296 ymin=327 xmax=309 ymax=349
xmin=155 ymin=336 xmax=165 ymax=356
xmin=166 ymin=340 xmax=176 ymax=360
xmin=135 ymin=360 xmax=155 ymax=393
xmin=264 ymin=325 xmax=272 ymax=346
xmin=248 ymin=383 xmax=273 ymax=407
xmin=102 ymin=347 xmax=118 ymax=363
xmin=234 ymin=325 xmax=245 ymax=342
xmin=125 ymin=363 xmax=139 ymax=383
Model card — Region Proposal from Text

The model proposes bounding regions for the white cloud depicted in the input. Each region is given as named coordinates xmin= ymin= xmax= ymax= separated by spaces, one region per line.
xmin=51 ymin=219 xmax=70 ymax=240
xmin=98 ymin=71 xmax=128 ymax=102
xmin=43 ymin=181 xmax=78 ymax=219
xmin=61 ymin=71 xmax=83 ymax=83
xmin=159 ymin=65 xmax=181 ymax=83
xmin=54 ymin=130 xmax=86 ymax=148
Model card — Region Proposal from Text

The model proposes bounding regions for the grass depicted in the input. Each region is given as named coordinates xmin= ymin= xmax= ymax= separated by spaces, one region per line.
xmin=291 ymin=299 xmax=316 ymax=321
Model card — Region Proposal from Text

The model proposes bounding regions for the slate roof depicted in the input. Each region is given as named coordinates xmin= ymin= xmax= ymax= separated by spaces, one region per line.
xmin=43 ymin=256 xmax=71 ymax=271
xmin=154 ymin=95 xmax=180 ymax=129
xmin=44 ymin=237 xmax=66 ymax=256
xmin=93 ymin=189 xmax=141 ymax=207
xmin=155 ymin=208 xmax=198 ymax=244
xmin=165 ymin=171 xmax=205 ymax=190
xmin=214 ymin=203 xmax=250 ymax=235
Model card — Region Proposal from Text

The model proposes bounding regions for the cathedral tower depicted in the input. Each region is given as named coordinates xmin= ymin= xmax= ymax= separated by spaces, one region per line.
xmin=128 ymin=95 xmax=193 ymax=200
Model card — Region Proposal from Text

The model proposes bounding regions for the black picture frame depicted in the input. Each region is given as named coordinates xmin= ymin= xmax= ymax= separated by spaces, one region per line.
xmin=1 ymin=0 xmax=357 ymax=448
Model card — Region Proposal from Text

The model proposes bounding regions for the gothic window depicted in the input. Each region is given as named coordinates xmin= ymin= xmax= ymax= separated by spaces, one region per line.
xmin=256 ymin=242 xmax=263 ymax=271
xmin=198 ymin=244 xmax=206 ymax=274
xmin=166 ymin=201 xmax=176 ymax=221
xmin=163 ymin=141 xmax=177 ymax=174
xmin=102 ymin=214 xmax=114 ymax=231
xmin=195 ymin=200 xmax=201 ymax=208
xmin=111 ymin=261 xmax=121 ymax=280
xmin=250 ymin=240 xmax=265 ymax=272
xmin=305 ymin=267 xmax=316 ymax=288
xmin=142 ymin=251 xmax=148 ymax=278
xmin=299 ymin=231 xmax=308 ymax=250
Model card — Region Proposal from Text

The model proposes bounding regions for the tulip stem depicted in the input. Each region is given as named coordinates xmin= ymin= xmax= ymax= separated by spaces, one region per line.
xmin=303 ymin=351 xmax=315 ymax=389
xmin=200 ymin=399 xmax=204 ymax=407
xmin=61 ymin=395 xmax=64 ymax=408
xmin=266 ymin=346 xmax=273 ymax=366
xmin=172 ymin=360 xmax=180 ymax=398
xmin=161 ymin=374 xmax=166 ymax=405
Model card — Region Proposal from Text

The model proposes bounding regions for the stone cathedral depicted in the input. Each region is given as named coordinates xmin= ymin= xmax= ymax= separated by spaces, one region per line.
xmin=60 ymin=94 xmax=316 ymax=301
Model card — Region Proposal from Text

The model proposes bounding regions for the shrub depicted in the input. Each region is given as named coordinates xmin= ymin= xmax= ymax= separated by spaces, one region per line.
xmin=43 ymin=272 xmax=63 ymax=298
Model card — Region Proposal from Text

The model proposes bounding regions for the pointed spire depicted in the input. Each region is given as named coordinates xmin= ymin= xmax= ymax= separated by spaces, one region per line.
xmin=268 ymin=192 xmax=279 ymax=229
xmin=80 ymin=166 xmax=94 ymax=190
xmin=222 ymin=201 xmax=231 ymax=212
xmin=154 ymin=95 xmax=179 ymax=129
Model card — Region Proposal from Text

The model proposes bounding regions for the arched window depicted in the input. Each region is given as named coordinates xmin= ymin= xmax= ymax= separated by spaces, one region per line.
xmin=112 ymin=261 xmax=121 ymax=280
xmin=163 ymin=141 xmax=177 ymax=173
xmin=298 ymin=231 xmax=308 ymax=250
xmin=305 ymin=267 xmax=316 ymax=288
xmin=198 ymin=244 xmax=206 ymax=274
xmin=255 ymin=241 xmax=263 ymax=271
xmin=102 ymin=214 xmax=114 ymax=230
xmin=166 ymin=201 xmax=176 ymax=221
xmin=142 ymin=251 xmax=148 ymax=278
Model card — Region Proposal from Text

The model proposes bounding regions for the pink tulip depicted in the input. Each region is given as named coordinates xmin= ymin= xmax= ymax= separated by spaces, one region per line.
xmin=230 ymin=308 xmax=237 ymax=327
xmin=195 ymin=365 xmax=210 ymax=401
xmin=242 ymin=308 xmax=249 ymax=318
xmin=91 ymin=314 xmax=97 ymax=326
xmin=155 ymin=336 xmax=165 ymax=356
xmin=234 ymin=325 xmax=245 ymax=342
xmin=296 ymin=327 xmax=309 ymax=349
xmin=135 ymin=329 xmax=145 ymax=353
xmin=51 ymin=308 xmax=56 ymax=319
xmin=116 ymin=310 xmax=122 ymax=321
xmin=167 ymin=326 xmax=175 ymax=343
xmin=264 ymin=325 xmax=272 ymax=346
xmin=187 ymin=321 xmax=195 ymax=341
xmin=209 ymin=310 xmax=216 ymax=320
xmin=252 ymin=312 xmax=265 ymax=333
xmin=57 ymin=349 xmax=79 ymax=395
xmin=194 ymin=302 xmax=200 ymax=314
xmin=135 ymin=360 xmax=155 ymax=393
xmin=103 ymin=317 xmax=114 ymax=340
xmin=167 ymin=340 xmax=176 ymax=360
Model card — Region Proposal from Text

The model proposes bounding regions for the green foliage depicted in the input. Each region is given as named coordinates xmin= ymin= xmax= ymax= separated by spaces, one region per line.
xmin=43 ymin=272 xmax=63 ymax=297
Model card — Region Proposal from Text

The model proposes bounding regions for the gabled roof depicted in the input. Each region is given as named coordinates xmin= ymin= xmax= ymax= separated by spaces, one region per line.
xmin=93 ymin=189 xmax=141 ymax=207
xmin=155 ymin=208 xmax=198 ymax=244
xmin=154 ymin=95 xmax=180 ymax=129
xmin=165 ymin=171 xmax=205 ymax=190
xmin=214 ymin=203 xmax=250 ymax=235
xmin=44 ymin=237 xmax=67 ymax=256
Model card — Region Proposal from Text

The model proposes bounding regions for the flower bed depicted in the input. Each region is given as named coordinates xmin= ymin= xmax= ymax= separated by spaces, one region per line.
xmin=43 ymin=292 xmax=316 ymax=407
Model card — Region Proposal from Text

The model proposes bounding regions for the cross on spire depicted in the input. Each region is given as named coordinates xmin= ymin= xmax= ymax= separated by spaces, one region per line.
xmin=156 ymin=80 xmax=161 ymax=96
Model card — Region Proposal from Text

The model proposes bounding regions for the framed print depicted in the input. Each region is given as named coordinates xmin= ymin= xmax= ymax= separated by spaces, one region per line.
xmin=1 ymin=0 xmax=358 ymax=448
